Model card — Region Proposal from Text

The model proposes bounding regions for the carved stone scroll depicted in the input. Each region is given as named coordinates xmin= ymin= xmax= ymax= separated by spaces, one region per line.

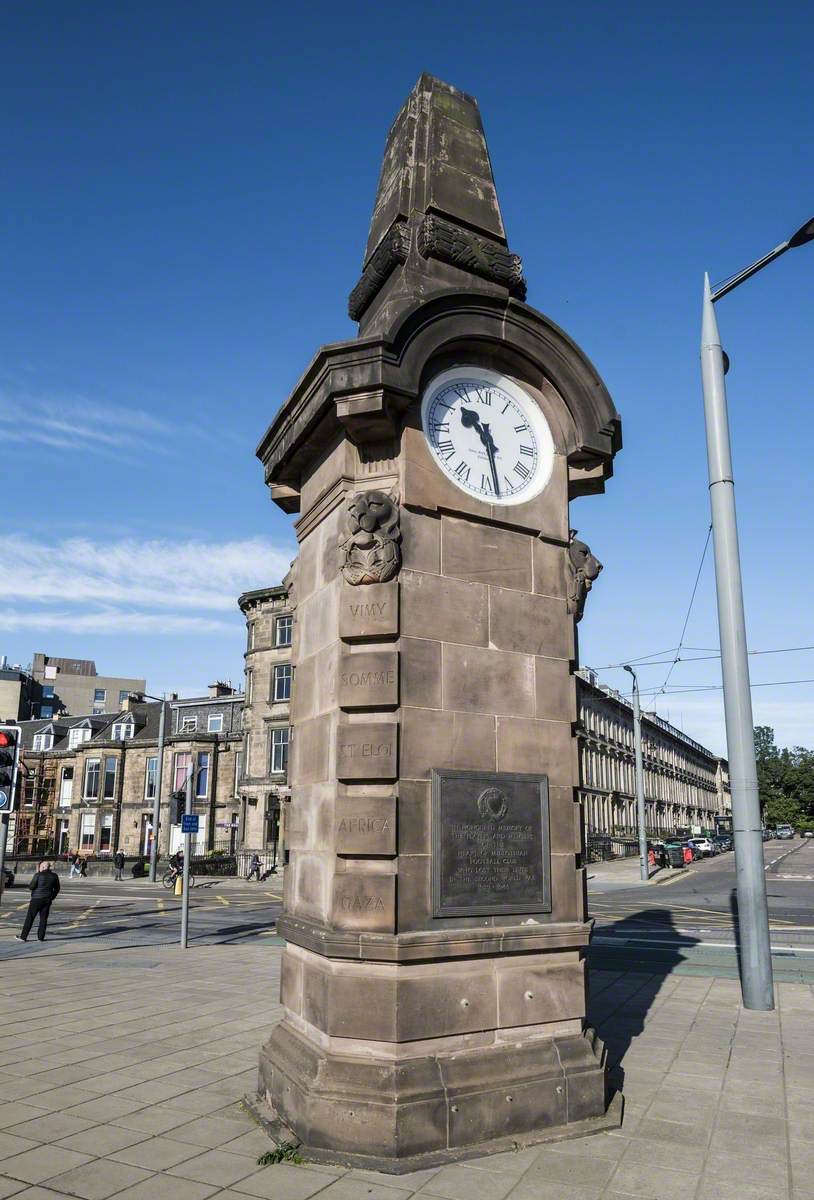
xmin=348 ymin=221 xmax=410 ymax=321
xmin=418 ymin=213 xmax=527 ymax=300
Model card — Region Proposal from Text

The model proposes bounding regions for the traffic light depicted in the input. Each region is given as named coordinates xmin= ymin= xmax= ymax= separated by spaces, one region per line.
xmin=0 ymin=725 xmax=21 ymax=814
xmin=169 ymin=789 xmax=185 ymax=825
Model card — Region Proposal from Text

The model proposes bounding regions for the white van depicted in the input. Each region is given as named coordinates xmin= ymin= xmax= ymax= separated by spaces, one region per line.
xmin=776 ymin=824 xmax=795 ymax=839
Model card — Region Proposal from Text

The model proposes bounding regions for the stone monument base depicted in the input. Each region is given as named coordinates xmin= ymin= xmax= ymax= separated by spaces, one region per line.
xmin=253 ymin=1021 xmax=621 ymax=1172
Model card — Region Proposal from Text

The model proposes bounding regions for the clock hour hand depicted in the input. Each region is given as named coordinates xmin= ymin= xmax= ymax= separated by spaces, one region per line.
xmin=460 ymin=407 xmax=500 ymax=496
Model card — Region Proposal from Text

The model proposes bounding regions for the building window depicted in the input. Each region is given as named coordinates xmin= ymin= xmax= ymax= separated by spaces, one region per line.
xmin=196 ymin=752 xmax=210 ymax=798
xmin=207 ymin=713 xmax=223 ymax=734
xmin=246 ymin=670 xmax=253 ymax=706
xmin=145 ymin=756 xmax=158 ymax=800
xmin=270 ymin=727 xmax=290 ymax=776
xmin=275 ymin=615 xmax=293 ymax=647
xmin=69 ymin=726 xmax=91 ymax=749
xmin=84 ymin=759 xmax=101 ymax=800
xmin=173 ymin=752 xmax=192 ymax=793
xmin=273 ymin=664 xmax=292 ymax=703
xmin=103 ymin=757 xmax=117 ymax=800
xmin=80 ymin=811 xmax=96 ymax=850
xmin=181 ymin=715 xmax=197 ymax=733
xmin=32 ymin=732 xmax=53 ymax=751
xmin=59 ymin=766 xmax=74 ymax=807
xmin=248 ymin=622 xmax=255 ymax=651
xmin=119 ymin=689 xmax=130 ymax=705
xmin=234 ymin=750 xmax=242 ymax=796
xmin=39 ymin=705 xmax=53 ymax=719
xmin=111 ymin=721 xmax=134 ymax=741
xmin=99 ymin=812 xmax=113 ymax=852
xmin=92 ymin=705 xmax=105 ymax=716
xmin=42 ymin=685 xmax=55 ymax=699
xmin=94 ymin=688 xmax=106 ymax=703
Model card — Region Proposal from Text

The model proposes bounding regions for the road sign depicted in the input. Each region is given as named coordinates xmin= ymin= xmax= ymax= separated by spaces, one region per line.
xmin=181 ymin=814 xmax=199 ymax=834
xmin=0 ymin=790 xmax=9 ymax=811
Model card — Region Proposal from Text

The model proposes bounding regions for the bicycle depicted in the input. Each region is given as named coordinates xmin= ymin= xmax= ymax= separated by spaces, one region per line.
xmin=162 ymin=868 xmax=195 ymax=890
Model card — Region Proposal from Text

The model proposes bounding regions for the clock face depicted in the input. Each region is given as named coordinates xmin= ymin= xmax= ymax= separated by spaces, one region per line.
xmin=421 ymin=368 xmax=555 ymax=506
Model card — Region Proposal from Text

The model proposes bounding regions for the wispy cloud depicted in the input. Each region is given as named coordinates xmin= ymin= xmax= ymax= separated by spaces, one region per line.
xmin=0 ymin=533 xmax=293 ymax=638
xmin=0 ymin=392 xmax=231 ymax=459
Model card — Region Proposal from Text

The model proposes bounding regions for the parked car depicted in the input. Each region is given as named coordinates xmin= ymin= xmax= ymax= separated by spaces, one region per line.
xmin=712 ymin=835 xmax=732 ymax=852
xmin=776 ymin=824 xmax=795 ymax=840
xmin=2 ymin=866 xmax=13 ymax=889
xmin=803 ymin=830 xmax=813 ymax=839
xmin=688 ymin=837 xmax=715 ymax=857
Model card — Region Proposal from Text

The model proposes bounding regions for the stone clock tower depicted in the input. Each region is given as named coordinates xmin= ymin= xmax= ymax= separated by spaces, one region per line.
xmin=254 ymin=74 xmax=622 ymax=1168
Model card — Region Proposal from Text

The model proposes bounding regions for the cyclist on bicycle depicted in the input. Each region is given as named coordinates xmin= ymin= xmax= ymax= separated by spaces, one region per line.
xmin=170 ymin=849 xmax=184 ymax=878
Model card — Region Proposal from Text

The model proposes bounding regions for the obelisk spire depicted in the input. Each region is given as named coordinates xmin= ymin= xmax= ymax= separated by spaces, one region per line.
xmin=348 ymin=74 xmax=526 ymax=335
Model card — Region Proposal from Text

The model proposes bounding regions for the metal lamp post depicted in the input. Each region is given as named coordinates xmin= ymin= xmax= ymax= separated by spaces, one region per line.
xmin=701 ymin=215 xmax=814 ymax=1011
xmin=623 ymin=665 xmax=649 ymax=881
xmin=129 ymin=692 xmax=168 ymax=882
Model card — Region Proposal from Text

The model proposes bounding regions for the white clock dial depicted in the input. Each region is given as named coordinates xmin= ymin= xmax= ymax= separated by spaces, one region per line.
xmin=421 ymin=368 xmax=554 ymax=506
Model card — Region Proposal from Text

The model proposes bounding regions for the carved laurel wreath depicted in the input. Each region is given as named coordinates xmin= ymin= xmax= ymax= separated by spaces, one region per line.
xmin=477 ymin=787 xmax=508 ymax=823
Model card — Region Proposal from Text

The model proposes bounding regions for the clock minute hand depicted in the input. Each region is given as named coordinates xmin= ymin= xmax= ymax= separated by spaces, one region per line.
xmin=460 ymin=407 xmax=500 ymax=496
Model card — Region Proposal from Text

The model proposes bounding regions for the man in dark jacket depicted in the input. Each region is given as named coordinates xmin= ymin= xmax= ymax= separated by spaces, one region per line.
xmin=15 ymin=860 xmax=61 ymax=943
xmin=113 ymin=849 xmax=125 ymax=881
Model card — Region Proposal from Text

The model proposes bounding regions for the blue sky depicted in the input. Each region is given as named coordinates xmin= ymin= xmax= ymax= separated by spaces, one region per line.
xmin=2 ymin=1 xmax=813 ymax=752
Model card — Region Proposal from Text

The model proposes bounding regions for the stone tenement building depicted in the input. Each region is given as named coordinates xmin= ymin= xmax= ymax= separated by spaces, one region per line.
xmin=10 ymin=687 xmax=242 ymax=861
xmin=576 ymin=669 xmax=730 ymax=837
xmin=237 ymin=584 xmax=293 ymax=860
xmin=30 ymin=652 xmax=146 ymax=718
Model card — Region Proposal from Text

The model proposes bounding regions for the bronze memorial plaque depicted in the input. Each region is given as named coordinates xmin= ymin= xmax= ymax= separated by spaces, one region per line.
xmin=432 ymin=768 xmax=551 ymax=917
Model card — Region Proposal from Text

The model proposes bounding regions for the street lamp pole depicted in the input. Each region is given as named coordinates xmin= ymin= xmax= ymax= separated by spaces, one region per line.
xmin=701 ymin=215 xmax=814 ymax=1011
xmin=623 ymin=666 xmax=649 ymax=882
xmin=130 ymin=692 xmax=168 ymax=883
xmin=149 ymin=699 xmax=166 ymax=883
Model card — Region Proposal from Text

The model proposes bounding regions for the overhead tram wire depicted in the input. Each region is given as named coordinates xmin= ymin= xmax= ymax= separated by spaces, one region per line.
xmin=625 ymin=677 xmax=814 ymax=699
xmin=588 ymin=643 xmax=814 ymax=671
xmin=653 ymin=524 xmax=713 ymax=707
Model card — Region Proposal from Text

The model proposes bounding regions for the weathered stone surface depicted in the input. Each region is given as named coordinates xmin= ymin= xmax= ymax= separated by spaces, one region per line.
xmin=335 ymin=794 xmax=397 ymax=855
xmin=532 ymin=535 xmax=569 ymax=598
xmin=292 ymin=713 xmax=335 ymax=785
xmin=338 ymin=579 xmax=399 ymax=641
xmin=338 ymin=650 xmax=398 ymax=711
xmin=442 ymin=643 xmax=535 ymax=717
xmin=397 ymin=779 xmax=431 ymax=854
xmin=400 ymin=707 xmax=495 ymax=779
xmin=534 ymin=655 xmax=576 ymax=722
xmin=336 ymin=721 xmax=398 ymax=781
xmin=400 ymin=507 xmax=441 ymax=574
xmin=489 ymin=587 xmax=573 ymax=660
xmin=401 ymin=570 xmax=488 ymax=646
xmin=495 ymin=716 xmax=574 ymax=784
xmin=400 ymin=637 xmax=442 ymax=710
xmin=330 ymin=873 xmax=395 ymax=932
xmin=442 ymin=516 xmax=532 ymax=591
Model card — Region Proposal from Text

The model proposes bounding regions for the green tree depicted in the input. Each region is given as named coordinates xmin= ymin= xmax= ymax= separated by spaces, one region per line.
xmin=753 ymin=725 xmax=814 ymax=827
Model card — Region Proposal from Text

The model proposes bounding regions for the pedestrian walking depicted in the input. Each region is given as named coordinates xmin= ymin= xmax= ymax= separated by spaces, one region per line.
xmin=247 ymin=853 xmax=262 ymax=882
xmin=15 ymin=860 xmax=61 ymax=943
xmin=113 ymin=848 xmax=125 ymax=881
xmin=68 ymin=851 xmax=81 ymax=878
xmin=78 ymin=856 xmax=88 ymax=877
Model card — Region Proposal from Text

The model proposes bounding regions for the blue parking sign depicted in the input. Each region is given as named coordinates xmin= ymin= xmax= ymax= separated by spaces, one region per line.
xmin=181 ymin=814 xmax=199 ymax=834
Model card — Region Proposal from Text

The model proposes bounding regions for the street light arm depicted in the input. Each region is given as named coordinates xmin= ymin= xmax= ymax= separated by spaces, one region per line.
xmin=710 ymin=241 xmax=790 ymax=302
xmin=710 ymin=214 xmax=814 ymax=302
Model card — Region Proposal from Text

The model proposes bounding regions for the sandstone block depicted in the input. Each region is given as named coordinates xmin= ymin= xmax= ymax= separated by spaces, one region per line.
xmin=400 ymin=637 xmax=442 ymax=710
xmin=442 ymin=515 xmax=532 ymax=591
xmin=338 ymin=579 xmax=399 ymax=641
xmin=336 ymin=721 xmax=398 ymax=781
xmin=401 ymin=506 xmax=441 ymax=574
xmin=338 ymin=650 xmax=398 ymax=711
xmin=400 ymin=707 xmax=495 ymax=779
xmin=330 ymin=872 xmax=395 ymax=932
xmin=535 ymin=655 xmax=577 ymax=721
xmin=335 ymin=794 xmax=396 ymax=855
xmin=496 ymin=716 xmax=574 ymax=785
xmin=401 ymin=571 xmax=488 ymax=646
xmin=489 ymin=587 xmax=573 ymax=660
xmin=443 ymin=643 xmax=535 ymax=717
xmin=532 ymin=536 xmax=569 ymax=598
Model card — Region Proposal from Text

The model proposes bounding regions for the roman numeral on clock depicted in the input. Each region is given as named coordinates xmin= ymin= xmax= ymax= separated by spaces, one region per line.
xmin=454 ymin=462 xmax=470 ymax=482
xmin=432 ymin=421 xmax=450 ymax=434
xmin=481 ymin=474 xmax=492 ymax=493
xmin=514 ymin=423 xmax=529 ymax=434
xmin=514 ymin=461 xmax=530 ymax=479
xmin=437 ymin=439 xmax=455 ymax=458
xmin=519 ymin=444 xmax=534 ymax=456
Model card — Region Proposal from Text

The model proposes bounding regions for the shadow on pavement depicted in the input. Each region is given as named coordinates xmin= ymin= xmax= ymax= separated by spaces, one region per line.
xmin=587 ymin=908 xmax=701 ymax=1091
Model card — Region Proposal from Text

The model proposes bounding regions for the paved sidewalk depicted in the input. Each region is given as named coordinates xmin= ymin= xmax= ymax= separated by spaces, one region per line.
xmin=2 ymin=942 xmax=813 ymax=1200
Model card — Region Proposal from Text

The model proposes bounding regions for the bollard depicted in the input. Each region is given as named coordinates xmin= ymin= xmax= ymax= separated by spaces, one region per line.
xmin=174 ymin=873 xmax=182 ymax=897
